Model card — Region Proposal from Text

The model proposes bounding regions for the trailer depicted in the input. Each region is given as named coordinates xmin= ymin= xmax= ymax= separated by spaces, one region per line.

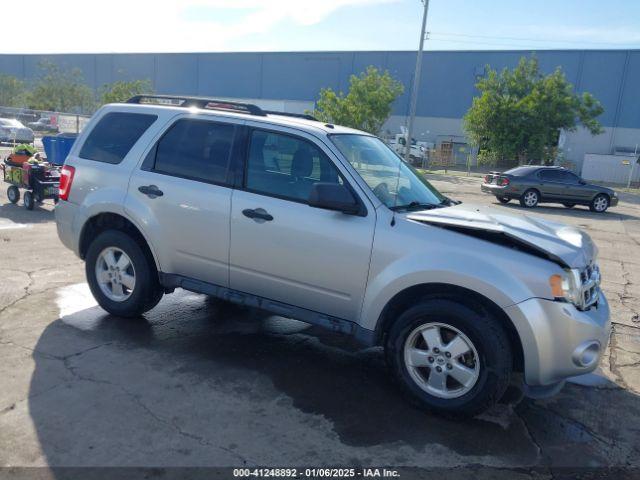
xmin=2 ymin=153 xmax=60 ymax=210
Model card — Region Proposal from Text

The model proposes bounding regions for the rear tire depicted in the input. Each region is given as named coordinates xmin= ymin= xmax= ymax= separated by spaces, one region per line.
xmin=496 ymin=196 xmax=510 ymax=204
xmin=7 ymin=186 xmax=20 ymax=204
xmin=86 ymin=230 xmax=163 ymax=317
xmin=589 ymin=194 xmax=609 ymax=213
xmin=519 ymin=189 xmax=539 ymax=208
xmin=23 ymin=191 xmax=34 ymax=210
xmin=385 ymin=298 xmax=512 ymax=416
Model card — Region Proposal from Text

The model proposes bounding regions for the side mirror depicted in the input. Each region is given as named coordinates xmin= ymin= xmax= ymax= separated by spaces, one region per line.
xmin=308 ymin=182 xmax=360 ymax=215
xmin=579 ymin=180 xmax=587 ymax=185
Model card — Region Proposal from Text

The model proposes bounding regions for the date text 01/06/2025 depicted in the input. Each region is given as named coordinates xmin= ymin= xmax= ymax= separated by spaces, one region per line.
xmin=232 ymin=468 xmax=401 ymax=478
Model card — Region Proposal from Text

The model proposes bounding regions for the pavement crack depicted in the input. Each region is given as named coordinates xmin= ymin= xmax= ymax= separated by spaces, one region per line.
xmin=0 ymin=263 xmax=81 ymax=316
xmin=61 ymin=356 xmax=253 ymax=466
xmin=608 ymin=326 xmax=634 ymax=391
xmin=514 ymin=408 xmax=543 ymax=464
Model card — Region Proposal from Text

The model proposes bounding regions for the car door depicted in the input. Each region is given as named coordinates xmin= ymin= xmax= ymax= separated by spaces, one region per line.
xmin=536 ymin=169 xmax=565 ymax=199
xmin=229 ymin=126 xmax=376 ymax=322
xmin=125 ymin=115 xmax=240 ymax=287
xmin=560 ymin=171 xmax=593 ymax=202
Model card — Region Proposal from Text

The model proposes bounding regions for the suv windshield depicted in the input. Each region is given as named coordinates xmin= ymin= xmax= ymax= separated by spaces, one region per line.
xmin=330 ymin=134 xmax=446 ymax=210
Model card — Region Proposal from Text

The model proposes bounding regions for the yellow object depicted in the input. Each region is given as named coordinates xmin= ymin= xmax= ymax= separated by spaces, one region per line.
xmin=4 ymin=166 xmax=23 ymax=185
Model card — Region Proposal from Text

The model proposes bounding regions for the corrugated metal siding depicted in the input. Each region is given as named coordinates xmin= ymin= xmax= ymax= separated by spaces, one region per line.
xmin=1 ymin=49 xmax=639 ymax=128
xmin=582 ymin=154 xmax=640 ymax=185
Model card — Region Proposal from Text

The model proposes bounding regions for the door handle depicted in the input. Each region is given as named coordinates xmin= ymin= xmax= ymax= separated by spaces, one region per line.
xmin=242 ymin=208 xmax=273 ymax=222
xmin=138 ymin=185 xmax=163 ymax=198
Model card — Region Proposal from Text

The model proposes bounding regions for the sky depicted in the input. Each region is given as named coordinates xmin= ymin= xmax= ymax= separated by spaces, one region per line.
xmin=3 ymin=0 xmax=640 ymax=54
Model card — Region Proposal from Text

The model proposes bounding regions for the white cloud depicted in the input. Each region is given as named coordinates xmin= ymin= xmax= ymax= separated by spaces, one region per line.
xmin=1 ymin=0 xmax=399 ymax=53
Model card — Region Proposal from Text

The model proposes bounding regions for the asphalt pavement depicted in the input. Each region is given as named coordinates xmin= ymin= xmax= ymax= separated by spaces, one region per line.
xmin=0 ymin=172 xmax=639 ymax=479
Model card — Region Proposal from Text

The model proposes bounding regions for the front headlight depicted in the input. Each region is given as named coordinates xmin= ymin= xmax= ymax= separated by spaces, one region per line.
xmin=549 ymin=269 xmax=582 ymax=306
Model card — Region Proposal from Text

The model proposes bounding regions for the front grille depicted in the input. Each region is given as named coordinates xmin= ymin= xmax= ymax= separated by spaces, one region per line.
xmin=577 ymin=263 xmax=600 ymax=310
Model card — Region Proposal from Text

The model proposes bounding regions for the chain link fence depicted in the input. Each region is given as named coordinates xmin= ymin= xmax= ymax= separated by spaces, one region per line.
xmin=0 ymin=105 xmax=91 ymax=150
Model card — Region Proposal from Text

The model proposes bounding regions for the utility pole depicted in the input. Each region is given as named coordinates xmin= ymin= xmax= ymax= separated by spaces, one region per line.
xmin=405 ymin=0 xmax=430 ymax=163
xmin=627 ymin=143 xmax=638 ymax=189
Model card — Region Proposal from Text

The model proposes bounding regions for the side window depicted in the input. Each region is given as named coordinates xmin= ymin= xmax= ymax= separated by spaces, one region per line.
xmin=153 ymin=119 xmax=234 ymax=185
xmin=79 ymin=112 xmax=157 ymax=164
xmin=562 ymin=171 xmax=581 ymax=184
xmin=245 ymin=130 xmax=342 ymax=202
xmin=539 ymin=169 xmax=562 ymax=182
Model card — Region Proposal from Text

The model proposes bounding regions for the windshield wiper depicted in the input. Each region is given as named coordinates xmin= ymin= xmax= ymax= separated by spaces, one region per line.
xmin=390 ymin=201 xmax=441 ymax=212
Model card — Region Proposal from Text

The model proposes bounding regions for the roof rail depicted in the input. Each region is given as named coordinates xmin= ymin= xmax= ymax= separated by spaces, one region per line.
xmin=263 ymin=110 xmax=318 ymax=121
xmin=126 ymin=95 xmax=266 ymax=116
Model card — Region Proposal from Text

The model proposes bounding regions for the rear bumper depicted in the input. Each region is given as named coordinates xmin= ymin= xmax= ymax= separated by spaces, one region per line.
xmin=55 ymin=200 xmax=81 ymax=256
xmin=481 ymin=183 xmax=517 ymax=196
xmin=504 ymin=292 xmax=611 ymax=387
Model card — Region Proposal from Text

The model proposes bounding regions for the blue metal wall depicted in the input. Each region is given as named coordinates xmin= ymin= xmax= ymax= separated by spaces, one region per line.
xmin=1 ymin=50 xmax=638 ymax=128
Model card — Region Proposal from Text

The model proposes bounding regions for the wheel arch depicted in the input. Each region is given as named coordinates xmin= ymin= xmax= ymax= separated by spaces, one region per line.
xmin=78 ymin=212 xmax=160 ymax=273
xmin=374 ymin=283 xmax=524 ymax=372
xmin=592 ymin=191 xmax=610 ymax=202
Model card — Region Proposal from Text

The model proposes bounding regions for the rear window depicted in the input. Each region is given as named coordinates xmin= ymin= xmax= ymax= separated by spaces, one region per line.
xmin=79 ymin=112 xmax=157 ymax=164
xmin=153 ymin=119 xmax=235 ymax=185
xmin=503 ymin=166 xmax=537 ymax=177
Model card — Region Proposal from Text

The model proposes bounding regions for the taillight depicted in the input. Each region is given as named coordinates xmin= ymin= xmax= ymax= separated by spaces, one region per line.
xmin=59 ymin=165 xmax=75 ymax=201
xmin=498 ymin=177 xmax=510 ymax=186
xmin=484 ymin=175 xmax=491 ymax=183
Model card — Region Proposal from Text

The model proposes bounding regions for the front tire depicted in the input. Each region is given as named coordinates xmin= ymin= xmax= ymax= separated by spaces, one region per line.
xmin=385 ymin=299 xmax=512 ymax=416
xmin=86 ymin=230 xmax=163 ymax=317
xmin=590 ymin=194 xmax=609 ymax=213
xmin=23 ymin=191 xmax=34 ymax=210
xmin=519 ymin=189 xmax=539 ymax=208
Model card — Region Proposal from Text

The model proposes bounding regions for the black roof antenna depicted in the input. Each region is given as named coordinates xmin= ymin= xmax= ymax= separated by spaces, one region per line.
xmin=390 ymin=145 xmax=404 ymax=227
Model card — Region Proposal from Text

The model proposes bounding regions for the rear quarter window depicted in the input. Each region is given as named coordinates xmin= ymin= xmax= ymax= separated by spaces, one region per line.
xmin=79 ymin=112 xmax=157 ymax=164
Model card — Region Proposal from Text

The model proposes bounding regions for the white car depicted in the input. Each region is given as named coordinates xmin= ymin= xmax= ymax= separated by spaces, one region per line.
xmin=0 ymin=118 xmax=35 ymax=144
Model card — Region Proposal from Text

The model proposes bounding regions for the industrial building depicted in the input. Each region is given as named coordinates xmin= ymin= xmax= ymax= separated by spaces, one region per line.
xmin=1 ymin=49 xmax=638 ymax=175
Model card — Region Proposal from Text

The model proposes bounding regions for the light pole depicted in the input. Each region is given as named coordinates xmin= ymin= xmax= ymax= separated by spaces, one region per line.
xmin=405 ymin=0 xmax=430 ymax=163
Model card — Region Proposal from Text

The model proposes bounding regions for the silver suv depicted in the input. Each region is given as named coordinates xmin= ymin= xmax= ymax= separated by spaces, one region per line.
xmin=55 ymin=95 xmax=611 ymax=415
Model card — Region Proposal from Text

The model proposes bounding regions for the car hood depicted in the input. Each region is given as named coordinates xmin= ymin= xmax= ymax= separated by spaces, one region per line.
xmin=406 ymin=203 xmax=596 ymax=269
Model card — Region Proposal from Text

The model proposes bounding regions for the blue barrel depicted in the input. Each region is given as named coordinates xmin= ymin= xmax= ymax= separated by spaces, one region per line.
xmin=42 ymin=133 xmax=77 ymax=165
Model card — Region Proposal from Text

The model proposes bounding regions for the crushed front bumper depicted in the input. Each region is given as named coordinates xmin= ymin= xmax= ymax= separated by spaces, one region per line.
xmin=504 ymin=292 xmax=611 ymax=388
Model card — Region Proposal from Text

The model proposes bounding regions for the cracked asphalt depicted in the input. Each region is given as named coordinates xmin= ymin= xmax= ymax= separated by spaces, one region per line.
xmin=0 ymin=173 xmax=639 ymax=477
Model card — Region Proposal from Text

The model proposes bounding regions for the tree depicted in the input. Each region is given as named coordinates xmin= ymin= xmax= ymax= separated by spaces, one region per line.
xmin=26 ymin=61 xmax=95 ymax=113
xmin=463 ymin=57 xmax=604 ymax=167
xmin=310 ymin=66 xmax=404 ymax=135
xmin=0 ymin=74 xmax=26 ymax=107
xmin=100 ymin=79 xmax=153 ymax=104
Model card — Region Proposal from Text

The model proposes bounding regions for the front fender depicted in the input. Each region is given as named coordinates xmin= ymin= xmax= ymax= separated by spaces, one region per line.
xmin=359 ymin=250 xmax=553 ymax=332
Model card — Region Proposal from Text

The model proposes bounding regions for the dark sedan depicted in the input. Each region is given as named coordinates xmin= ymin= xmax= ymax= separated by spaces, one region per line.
xmin=481 ymin=165 xmax=618 ymax=213
xmin=28 ymin=117 xmax=59 ymax=133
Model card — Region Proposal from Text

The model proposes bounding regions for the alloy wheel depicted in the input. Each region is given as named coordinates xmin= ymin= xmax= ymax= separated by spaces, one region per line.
xmin=593 ymin=196 xmax=608 ymax=212
xmin=524 ymin=191 xmax=538 ymax=207
xmin=95 ymin=247 xmax=136 ymax=302
xmin=403 ymin=322 xmax=480 ymax=399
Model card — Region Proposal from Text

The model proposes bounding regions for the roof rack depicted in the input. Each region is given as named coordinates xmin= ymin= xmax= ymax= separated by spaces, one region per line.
xmin=263 ymin=110 xmax=318 ymax=121
xmin=126 ymin=95 xmax=266 ymax=116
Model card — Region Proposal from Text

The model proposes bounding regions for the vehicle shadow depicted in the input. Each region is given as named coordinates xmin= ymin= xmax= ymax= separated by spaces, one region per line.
xmin=0 ymin=199 xmax=55 ymax=224
xmin=27 ymin=290 xmax=640 ymax=469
